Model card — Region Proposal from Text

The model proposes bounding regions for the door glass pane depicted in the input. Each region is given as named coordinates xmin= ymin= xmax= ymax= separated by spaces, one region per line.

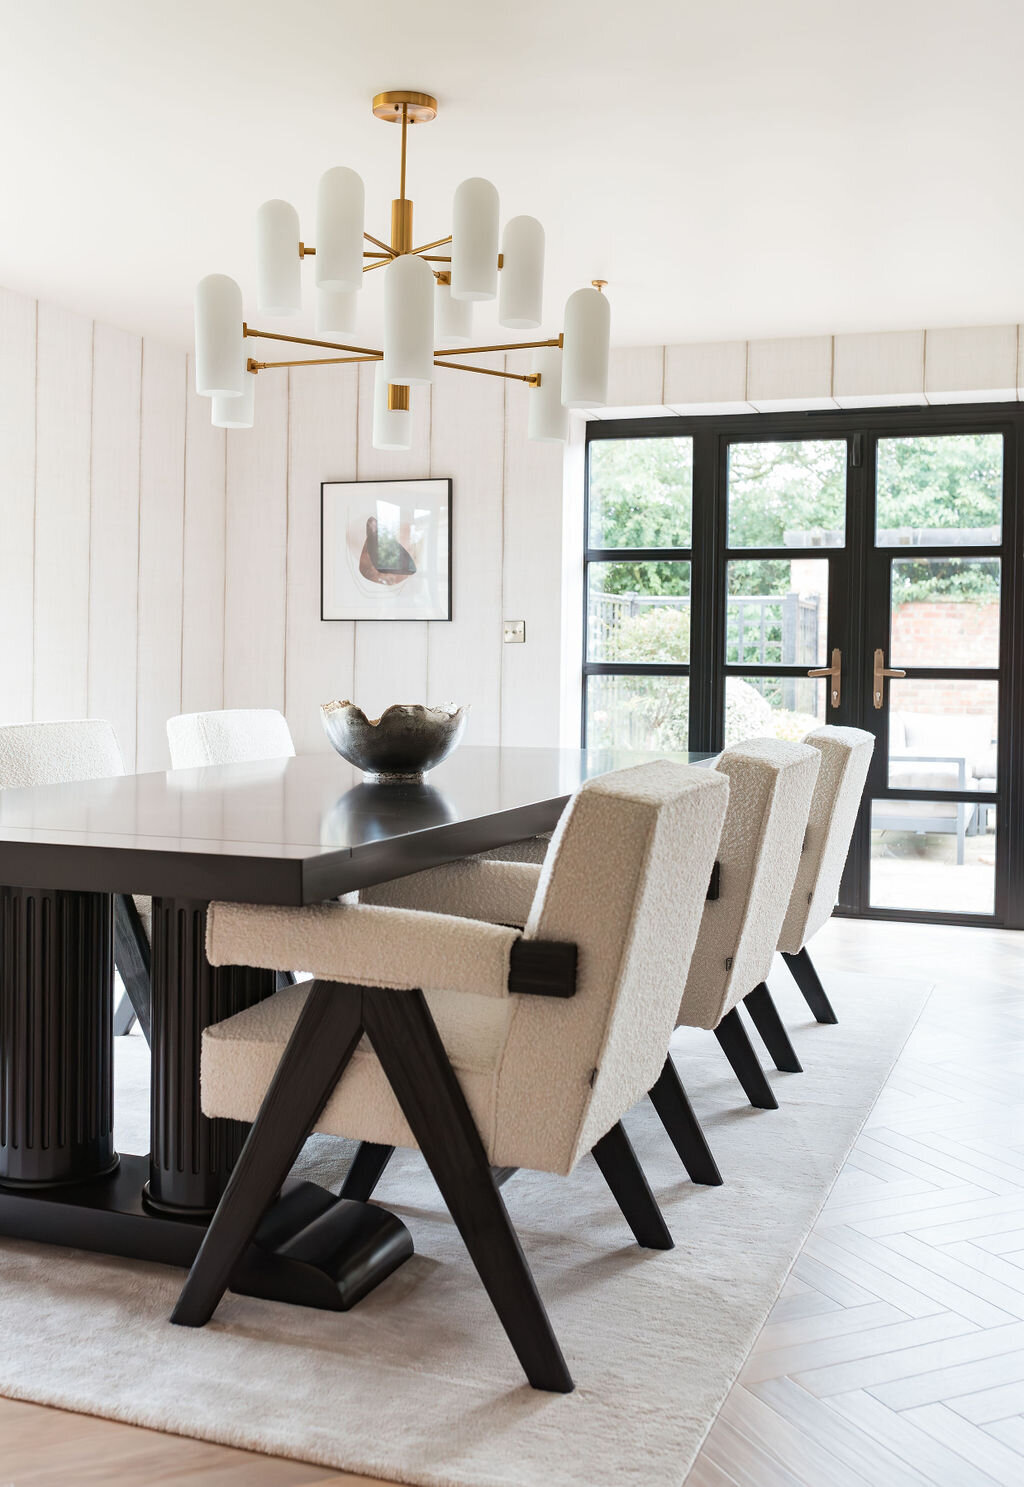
xmin=727 ymin=441 xmax=845 ymax=549
xmin=890 ymin=557 xmax=1000 ymax=668
xmin=585 ymin=675 xmax=689 ymax=751
xmin=724 ymin=675 xmax=826 ymax=746
xmin=870 ymin=800 xmax=996 ymax=915
xmin=587 ymin=562 xmax=690 ymax=663
xmin=588 ymin=437 xmax=693 ymax=549
xmin=876 ymin=434 xmax=1002 ymax=546
xmin=726 ymin=559 xmax=829 ymax=667
xmin=889 ymin=679 xmax=998 ymax=790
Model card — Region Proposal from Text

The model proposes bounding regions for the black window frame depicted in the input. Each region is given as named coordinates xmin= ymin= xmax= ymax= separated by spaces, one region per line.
xmin=584 ymin=403 xmax=1024 ymax=930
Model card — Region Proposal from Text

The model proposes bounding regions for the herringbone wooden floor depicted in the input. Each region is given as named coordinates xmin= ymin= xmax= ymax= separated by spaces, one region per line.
xmin=688 ymin=916 xmax=1024 ymax=1487
xmin=1 ymin=917 xmax=1020 ymax=1485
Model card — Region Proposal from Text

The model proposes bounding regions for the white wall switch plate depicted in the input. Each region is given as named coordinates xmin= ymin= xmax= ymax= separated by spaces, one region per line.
xmin=503 ymin=620 xmax=526 ymax=644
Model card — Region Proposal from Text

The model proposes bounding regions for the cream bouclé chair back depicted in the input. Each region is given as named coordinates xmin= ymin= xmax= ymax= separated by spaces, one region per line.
xmin=678 ymin=738 xmax=821 ymax=1032
xmin=0 ymin=719 xmax=125 ymax=788
xmin=501 ymin=759 xmax=731 ymax=1172
xmin=778 ymin=725 xmax=874 ymax=955
xmin=166 ymin=709 xmax=296 ymax=770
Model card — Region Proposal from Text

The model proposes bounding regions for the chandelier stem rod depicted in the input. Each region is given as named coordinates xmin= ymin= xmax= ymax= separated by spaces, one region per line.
xmin=243 ymin=325 xmax=384 ymax=357
xmin=400 ymin=102 xmax=409 ymax=201
xmin=434 ymin=336 xmax=562 ymax=357
xmin=434 ymin=359 xmax=540 ymax=386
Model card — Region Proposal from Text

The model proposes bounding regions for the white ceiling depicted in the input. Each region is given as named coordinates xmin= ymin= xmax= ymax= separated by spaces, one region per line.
xmin=1 ymin=0 xmax=1022 ymax=351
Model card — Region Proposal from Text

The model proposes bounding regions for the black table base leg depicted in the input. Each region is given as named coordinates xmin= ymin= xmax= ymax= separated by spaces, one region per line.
xmin=0 ymin=886 xmax=116 ymax=1187
xmin=340 ymin=1141 xmax=396 ymax=1202
xmin=147 ymin=898 xmax=279 ymax=1215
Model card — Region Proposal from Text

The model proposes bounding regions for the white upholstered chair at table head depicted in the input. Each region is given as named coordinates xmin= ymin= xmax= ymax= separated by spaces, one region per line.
xmin=776 ymin=725 xmax=875 ymax=1025
xmin=169 ymin=760 xmax=729 ymax=1392
xmin=166 ymin=709 xmax=296 ymax=770
xmin=0 ymin=720 xmax=151 ymax=1040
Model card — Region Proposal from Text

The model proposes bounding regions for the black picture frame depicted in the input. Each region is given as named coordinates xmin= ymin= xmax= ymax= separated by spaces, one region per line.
xmin=320 ymin=477 xmax=453 ymax=622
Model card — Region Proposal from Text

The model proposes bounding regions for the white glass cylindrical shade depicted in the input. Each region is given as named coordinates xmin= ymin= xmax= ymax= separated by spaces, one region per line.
xmin=212 ymin=368 xmax=256 ymax=429
xmin=194 ymin=274 xmax=244 ymax=398
xmin=372 ymin=362 xmax=413 ymax=451
xmin=383 ymin=253 xmax=435 ymax=386
xmin=528 ymin=348 xmax=569 ymax=443
xmin=316 ymin=286 xmax=358 ymax=336
xmin=561 ymin=286 xmax=611 ymax=408
xmin=435 ymin=282 xmax=473 ymax=346
xmin=451 ymin=177 xmax=499 ymax=302
xmin=498 ymin=215 xmax=544 ymax=329
xmin=315 ymin=167 xmax=364 ymax=291
xmin=255 ymin=199 xmax=301 ymax=314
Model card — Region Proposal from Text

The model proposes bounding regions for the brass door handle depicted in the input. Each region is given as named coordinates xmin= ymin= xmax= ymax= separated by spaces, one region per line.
xmin=872 ymin=647 xmax=906 ymax=709
xmin=808 ymin=647 xmax=841 ymax=708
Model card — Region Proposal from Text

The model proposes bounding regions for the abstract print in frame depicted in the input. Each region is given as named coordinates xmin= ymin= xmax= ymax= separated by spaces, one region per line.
xmin=320 ymin=478 xmax=452 ymax=621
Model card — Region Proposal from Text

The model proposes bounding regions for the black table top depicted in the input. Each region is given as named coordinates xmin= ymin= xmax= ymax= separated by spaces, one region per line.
xmin=0 ymin=746 xmax=714 ymax=904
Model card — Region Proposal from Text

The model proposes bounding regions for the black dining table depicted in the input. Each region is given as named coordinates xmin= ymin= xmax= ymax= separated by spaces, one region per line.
xmin=0 ymin=744 xmax=713 ymax=1293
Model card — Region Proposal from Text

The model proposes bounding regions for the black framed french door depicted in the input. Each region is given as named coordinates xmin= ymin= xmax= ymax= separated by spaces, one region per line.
xmin=585 ymin=403 xmax=1024 ymax=929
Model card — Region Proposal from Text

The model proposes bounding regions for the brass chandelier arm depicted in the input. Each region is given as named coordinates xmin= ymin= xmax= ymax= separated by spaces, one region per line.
xmin=411 ymin=234 xmax=453 ymax=256
xmin=363 ymin=258 xmax=392 ymax=274
xmin=249 ymin=354 xmax=382 ymax=372
xmin=243 ymin=325 xmax=383 ymax=357
xmin=434 ymin=360 xmax=540 ymax=386
xmin=364 ymin=231 xmax=396 ymax=256
xmin=434 ymin=335 xmax=563 ymax=357
xmin=300 ymin=244 xmax=391 ymax=260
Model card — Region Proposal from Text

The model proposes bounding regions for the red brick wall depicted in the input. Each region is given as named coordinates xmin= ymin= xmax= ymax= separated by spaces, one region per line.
xmin=891 ymin=601 xmax=999 ymax=713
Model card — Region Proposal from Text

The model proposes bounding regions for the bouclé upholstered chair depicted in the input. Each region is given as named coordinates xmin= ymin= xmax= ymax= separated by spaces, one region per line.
xmin=776 ymin=725 xmax=874 ymax=1024
xmin=358 ymin=738 xmax=821 ymax=1189
xmin=667 ymin=737 xmax=821 ymax=1111
xmin=166 ymin=708 xmax=296 ymax=770
xmin=0 ymin=720 xmax=152 ymax=1040
xmin=170 ymin=760 xmax=729 ymax=1392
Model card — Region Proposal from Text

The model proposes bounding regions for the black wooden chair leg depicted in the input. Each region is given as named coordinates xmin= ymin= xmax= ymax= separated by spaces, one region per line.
xmin=171 ymin=981 xmax=365 ymax=1328
xmin=364 ymin=985 xmax=574 ymax=1394
xmin=114 ymin=894 xmax=152 ymax=1044
xmin=713 ymin=1008 xmax=779 ymax=1110
xmin=648 ymin=1056 xmax=723 ymax=1185
xmin=783 ymin=947 xmax=838 ymax=1025
xmin=591 ymin=1122 xmax=674 ymax=1249
xmin=744 ymin=983 xmax=803 ymax=1073
xmin=340 ymin=1141 xmax=396 ymax=1202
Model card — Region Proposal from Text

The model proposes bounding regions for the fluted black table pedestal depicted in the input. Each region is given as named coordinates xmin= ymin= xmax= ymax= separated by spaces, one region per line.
xmin=0 ymin=886 xmax=116 ymax=1188
xmin=146 ymin=897 xmax=275 ymax=1214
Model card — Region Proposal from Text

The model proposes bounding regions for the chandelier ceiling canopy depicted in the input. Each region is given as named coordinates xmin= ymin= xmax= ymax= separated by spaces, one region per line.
xmin=194 ymin=90 xmax=611 ymax=450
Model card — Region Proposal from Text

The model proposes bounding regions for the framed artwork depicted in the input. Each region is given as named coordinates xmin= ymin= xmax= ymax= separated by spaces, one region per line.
xmin=320 ymin=477 xmax=452 ymax=622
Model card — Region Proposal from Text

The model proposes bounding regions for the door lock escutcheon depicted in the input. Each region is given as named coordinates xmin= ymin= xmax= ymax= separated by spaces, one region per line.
xmin=872 ymin=648 xmax=906 ymax=709
xmin=808 ymin=647 xmax=842 ymax=709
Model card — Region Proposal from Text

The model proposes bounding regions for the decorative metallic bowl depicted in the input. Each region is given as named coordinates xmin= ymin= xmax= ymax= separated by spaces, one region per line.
xmin=320 ymin=700 xmax=468 ymax=783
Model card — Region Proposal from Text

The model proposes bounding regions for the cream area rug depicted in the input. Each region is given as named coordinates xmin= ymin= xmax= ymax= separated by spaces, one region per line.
xmin=0 ymin=962 xmax=931 ymax=1487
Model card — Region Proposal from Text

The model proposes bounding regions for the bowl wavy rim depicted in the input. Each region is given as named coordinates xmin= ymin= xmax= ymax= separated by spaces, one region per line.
xmin=320 ymin=700 xmax=469 ymax=729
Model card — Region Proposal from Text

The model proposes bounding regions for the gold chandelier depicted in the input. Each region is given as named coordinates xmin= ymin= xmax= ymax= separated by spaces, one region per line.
xmin=193 ymin=90 xmax=611 ymax=449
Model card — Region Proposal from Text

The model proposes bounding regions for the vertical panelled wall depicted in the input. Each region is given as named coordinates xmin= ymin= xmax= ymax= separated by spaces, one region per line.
xmin=0 ymin=285 xmax=565 ymax=770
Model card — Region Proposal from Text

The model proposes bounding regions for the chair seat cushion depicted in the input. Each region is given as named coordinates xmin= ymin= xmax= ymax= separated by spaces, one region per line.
xmin=201 ymin=979 xmax=510 ymax=1154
